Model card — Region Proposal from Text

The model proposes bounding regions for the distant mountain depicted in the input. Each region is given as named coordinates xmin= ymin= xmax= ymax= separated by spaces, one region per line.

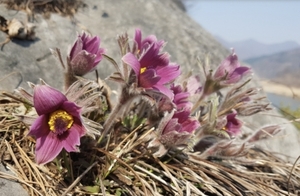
xmin=214 ymin=36 xmax=300 ymax=60
xmin=244 ymin=48 xmax=300 ymax=87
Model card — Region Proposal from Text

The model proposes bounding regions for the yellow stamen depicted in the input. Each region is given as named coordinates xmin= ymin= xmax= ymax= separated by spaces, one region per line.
xmin=140 ymin=67 xmax=147 ymax=74
xmin=48 ymin=110 xmax=74 ymax=132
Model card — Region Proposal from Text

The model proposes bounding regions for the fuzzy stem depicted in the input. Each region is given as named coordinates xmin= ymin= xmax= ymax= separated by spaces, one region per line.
xmin=191 ymin=93 xmax=206 ymax=114
xmin=64 ymin=71 xmax=78 ymax=92
xmin=98 ymin=92 xmax=135 ymax=144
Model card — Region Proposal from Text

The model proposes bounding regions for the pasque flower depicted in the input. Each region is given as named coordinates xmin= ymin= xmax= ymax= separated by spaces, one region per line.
xmin=69 ymin=32 xmax=105 ymax=76
xmin=213 ymin=50 xmax=251 ymax=84
xmin=122 ymin=29 xmax=180 ymax=99
xmin=223 ymin=112 xmax=243 ymax=137
xmin=158 ymin=84 xmax=200 ymax=147
xmin=160 ymin=110 xmax=200 ymax=145
xmin=171 ymin=84 xmax=193 ymax=111
xmin=28 ymin=83 xmax=86 ymax=165
xmin=133 ymin=28 xmax=162 ymax=55
xmin=200 ymin=51 xmax=251 ymax=100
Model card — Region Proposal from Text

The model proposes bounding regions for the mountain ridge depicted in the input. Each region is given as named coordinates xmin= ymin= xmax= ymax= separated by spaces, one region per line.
xmin=215 ymin=35 xmax=300 ymax=60
xmin=244 ymin=47 xmax=300 ymax=87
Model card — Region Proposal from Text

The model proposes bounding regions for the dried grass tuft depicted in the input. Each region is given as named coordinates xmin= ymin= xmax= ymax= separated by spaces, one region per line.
xmin=0 ymin=92 xmax=300 ymax=196
xmin=1 ymin=0 xmax=85 ymax=18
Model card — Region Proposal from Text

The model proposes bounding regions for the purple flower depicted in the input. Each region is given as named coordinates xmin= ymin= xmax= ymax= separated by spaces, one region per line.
xmin=186 ymin=75 xmax=202 ymax=95
xmin=69 ymin=32 xmax=105 ymax=76
xmin=171 ymin=84 xmax=192 ymax=111
xmin=28 ymin=84 xmax=86 ymax=165
xmin=213 ymin=50 xmax=251 ymax=84
xmin=122 ymin=30 xmax=180 ymax=99
xmin=134 ymin=28 xmax=162 ymax=54
xmin=160 ymin=110 xmax=200 ymax=146
xmin=224 ymin=112 xmax=243 ymax=137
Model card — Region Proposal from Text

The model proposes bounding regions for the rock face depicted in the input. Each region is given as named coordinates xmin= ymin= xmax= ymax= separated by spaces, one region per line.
xmin=0 ymin=0 xmax=299 ymax=195
xmin=0 ymin=0 xmax=229 ymax=91
xmin=0 ymin=164 xmax=29 ymax=196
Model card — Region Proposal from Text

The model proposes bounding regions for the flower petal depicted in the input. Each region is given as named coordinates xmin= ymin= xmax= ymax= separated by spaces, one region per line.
xmin=214 ymin=53 xmax=240 ymax=80
xmin=162 ymin=118 xmax=181 ymax=135
xmin=226 ymin=112 xmax=243 ymax=136
xmin=153 ymin=84 xmax=174 ymax=99
xmin=122 ymin=52 xmax=141 ymax=77
xmin=140 ymin=49 xmax=169 ymax=68
xmin=139 ymin=69 xmax=161 ymax=88
xmin=69 ymin=38 xmax=83 ymax=61
xmin=70 ymin=51 xmax=97 ymax=76
xmin=134 ymin=28 xmax=142 ymax=50
xmin=33 ymin=84 xmax=67 ymax=115
xmin=85 ymin=36 xmax=100 ymax=54
xmin=61 ymin=101 xmax=81 ymax=118
xmin=156 ymin=64 xmax=180 ymax=84
xmin=94 ymin=47 xmax=105 ymax=66
xmin=29 ymin=114 xmax=49 ymax=138
xmin=225 ymin=66 xmax=251 ymax=84
xmin=35 ymin=130 xmax=64 ymax=165
xmin=62 ymin=123 xmax=82 ymax=152
xmin=181 ymin=117 xmax=200 ymax=133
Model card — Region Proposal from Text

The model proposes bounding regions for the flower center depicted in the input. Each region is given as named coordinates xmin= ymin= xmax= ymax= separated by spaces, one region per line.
xmin=140 ymin=67 xmax=147 ymax=74
xmin=48 ymin=110 xmax=74 ymax=134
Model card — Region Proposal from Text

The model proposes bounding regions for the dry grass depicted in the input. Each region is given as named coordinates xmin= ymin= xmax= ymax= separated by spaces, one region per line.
xmin=0 ymin=92 xmax=300 ymax=196
xmin=1 ymin=0 xmax=85 ymax=18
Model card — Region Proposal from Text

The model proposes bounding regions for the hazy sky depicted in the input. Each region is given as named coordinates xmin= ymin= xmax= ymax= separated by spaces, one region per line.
xmin=185 ymin=1 xmax=300 ymax=44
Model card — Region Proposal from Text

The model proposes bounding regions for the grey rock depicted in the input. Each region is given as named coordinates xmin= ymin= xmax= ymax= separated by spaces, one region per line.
xmin=0 ymin=164 xmax=28 ymax=196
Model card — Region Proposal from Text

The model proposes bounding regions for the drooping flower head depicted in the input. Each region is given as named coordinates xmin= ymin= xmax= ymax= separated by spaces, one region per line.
xmin=201 ymin=50 xmax=251 ymax=97
xmin=159 ymin=110 xmax=200 ymax=147
xmin=223 ymin=112 xmax=243 ymax=137
xmin=122 ymin=29 xmax=181 ymax=99
xmin=213 ymin=50 xmax=251 ymax=84
xmin=69 ymin=32 xmax=105 ymax=76
xmin=154 ymin=84 xmax=200 ymax=149
xmin=28 ymin=83 xmax=86 ymax=165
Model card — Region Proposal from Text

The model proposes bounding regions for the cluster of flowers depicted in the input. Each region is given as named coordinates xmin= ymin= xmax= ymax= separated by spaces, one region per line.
xmin=18 ymin=29 xmax=272 ymax=165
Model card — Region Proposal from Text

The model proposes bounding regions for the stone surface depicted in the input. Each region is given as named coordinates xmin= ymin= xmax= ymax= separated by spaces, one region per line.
xmin=0 ymin=0 xmax=300 ymax=195
xmin=0 ymin=164 xmax=28 ymax=196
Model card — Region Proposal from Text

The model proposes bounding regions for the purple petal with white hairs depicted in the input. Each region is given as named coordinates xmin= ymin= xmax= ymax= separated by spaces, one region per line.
xmin=71 ymin=51 xmax=97 ymax=76
xmin=225 ymin=66 xmax=251 ymax=84
xmin=69 ymin=38 xmax=83 ymax=61
xmin=214 ymin=53 xmax=240 ymax=80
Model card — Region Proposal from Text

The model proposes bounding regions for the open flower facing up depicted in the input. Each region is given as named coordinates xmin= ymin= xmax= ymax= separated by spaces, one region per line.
xmin=28 ymin=83 xmax=86 ymax=165
xmin=213 ymin=50 xmax=251 ymax=85
xmin=122 ymin=29 xmax=180 ymax=99
xmin=68 ymin=32 xmax=105 ymax=76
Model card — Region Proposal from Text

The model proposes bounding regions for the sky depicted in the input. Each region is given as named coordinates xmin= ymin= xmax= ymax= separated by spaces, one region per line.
xmin=184 ymin=1 xmax=300 ymax=45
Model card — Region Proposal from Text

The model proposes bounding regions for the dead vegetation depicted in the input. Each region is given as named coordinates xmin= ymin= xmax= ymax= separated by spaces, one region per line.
xmin=0 ymin=92 xmax=299 ymax=196
xmin=1 ymin=0 xmax=86 ymax=18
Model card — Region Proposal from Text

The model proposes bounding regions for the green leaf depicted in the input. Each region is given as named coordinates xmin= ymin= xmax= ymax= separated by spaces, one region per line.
xmin=80 ymin=185 xmax=100 ymax=193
